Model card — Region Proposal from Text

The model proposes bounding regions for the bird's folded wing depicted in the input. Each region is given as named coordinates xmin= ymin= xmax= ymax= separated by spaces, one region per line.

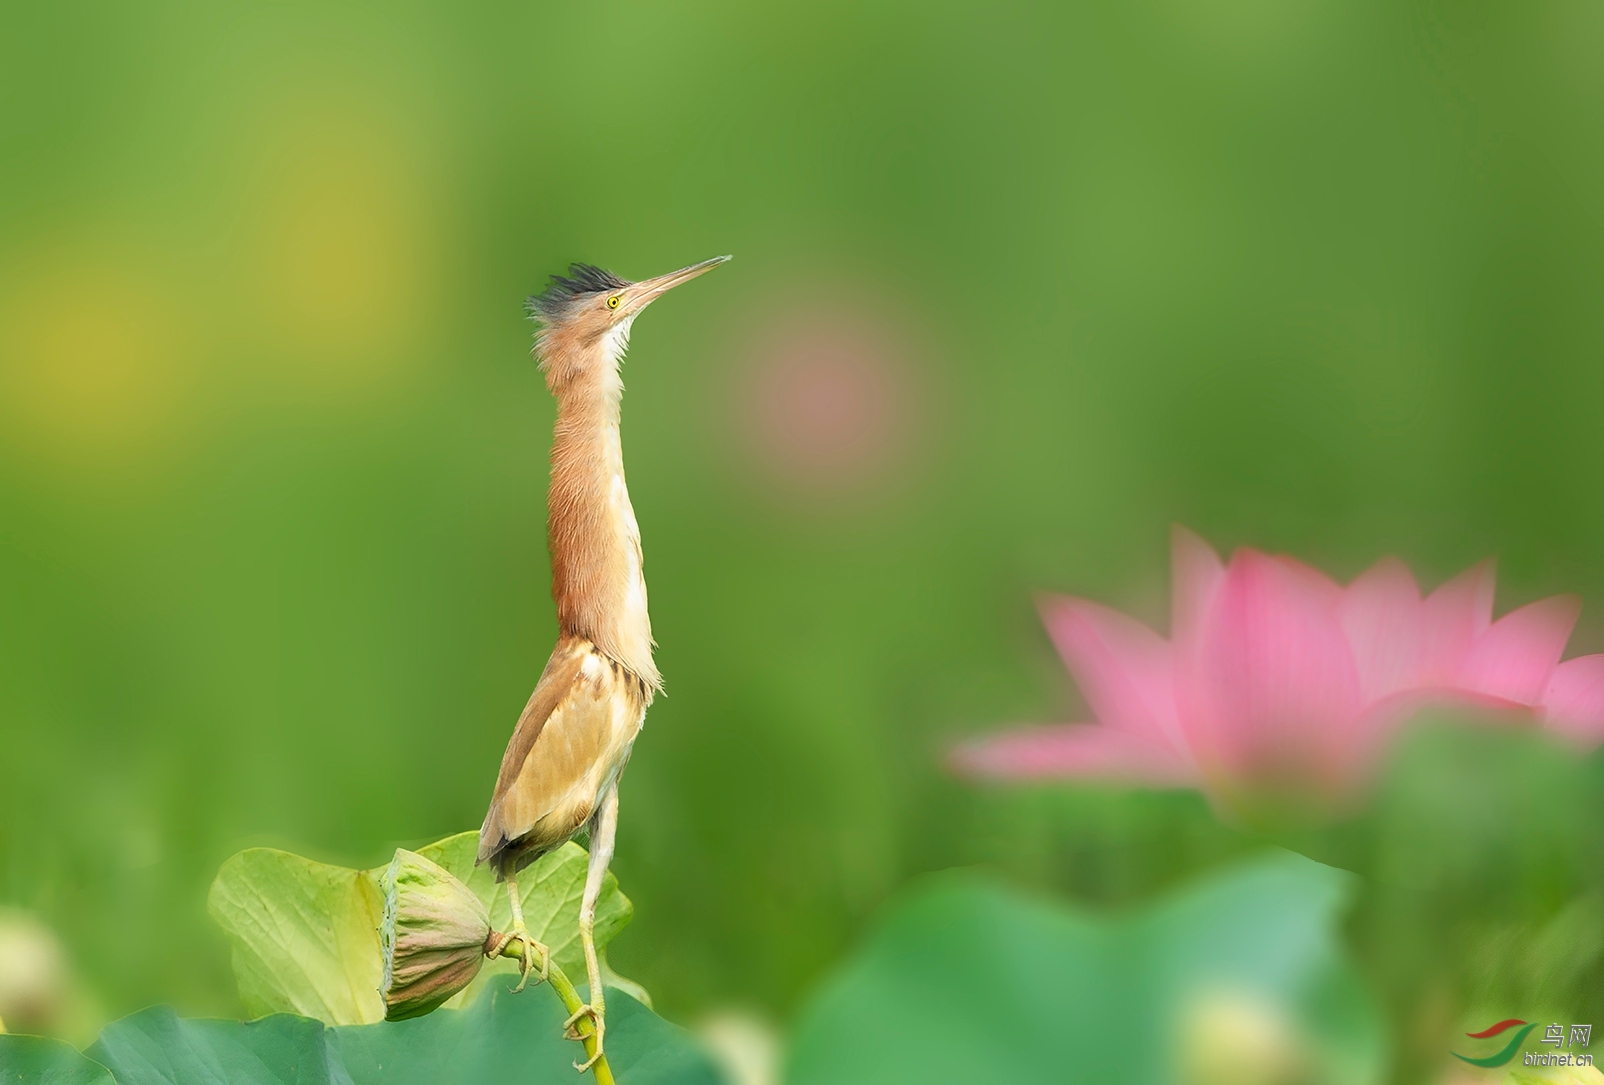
xmin=491 ymin=638 xmax=590 ymax=797
xmin=478 ymin=637 xmax=630 ymax=864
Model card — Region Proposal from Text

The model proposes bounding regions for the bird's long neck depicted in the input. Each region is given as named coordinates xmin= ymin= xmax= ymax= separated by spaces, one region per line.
xmin=546 ymin=347 xmax=660 ymax=693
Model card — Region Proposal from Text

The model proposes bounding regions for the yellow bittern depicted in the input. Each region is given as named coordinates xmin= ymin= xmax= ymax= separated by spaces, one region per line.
xmin=477 ymin=255 xmax=729 ymax=1070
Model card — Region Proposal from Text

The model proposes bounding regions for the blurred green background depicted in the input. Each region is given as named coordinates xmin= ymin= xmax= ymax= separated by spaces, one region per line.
xmin=2 ymin=0 xmax=1603 ymax=1060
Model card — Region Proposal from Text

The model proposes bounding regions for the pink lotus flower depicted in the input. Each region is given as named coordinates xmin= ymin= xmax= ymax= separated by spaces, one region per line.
xmin=952 ymin=528 xmax=1604 ymax=805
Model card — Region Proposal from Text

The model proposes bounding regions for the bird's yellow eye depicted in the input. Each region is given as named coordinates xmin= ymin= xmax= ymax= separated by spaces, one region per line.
xmin=607 ymin=295 xmax=620 ymax=309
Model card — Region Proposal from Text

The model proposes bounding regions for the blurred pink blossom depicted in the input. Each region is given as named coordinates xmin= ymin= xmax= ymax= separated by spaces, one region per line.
xmin=952 ymin=528 xmax=1604 ymax=804
xmin=726 ymin=288 xmax=930 ymax=504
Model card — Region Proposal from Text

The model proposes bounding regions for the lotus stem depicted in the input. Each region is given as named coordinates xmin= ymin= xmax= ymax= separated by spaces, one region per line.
xmin=494 ymin=937 xmax=614 ymax=1085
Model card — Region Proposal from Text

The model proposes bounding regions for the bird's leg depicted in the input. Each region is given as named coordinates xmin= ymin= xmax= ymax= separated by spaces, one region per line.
xmin=502 ymin=872 xmax=550 ymax=992
xmin=565 ymin=782 xmax=618 ymax=1073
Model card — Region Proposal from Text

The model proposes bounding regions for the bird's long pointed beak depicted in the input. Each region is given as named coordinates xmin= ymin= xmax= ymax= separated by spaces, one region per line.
xmin=629 ymin=255 xmax=731 ymax=308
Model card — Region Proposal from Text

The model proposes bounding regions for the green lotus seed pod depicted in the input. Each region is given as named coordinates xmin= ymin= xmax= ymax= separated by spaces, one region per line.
xmin=379 ymin=849 xmax=493 ymax=1021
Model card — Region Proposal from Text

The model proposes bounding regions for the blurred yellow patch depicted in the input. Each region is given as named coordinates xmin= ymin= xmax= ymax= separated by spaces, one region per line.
xmin=0 ymin=246 xmax=189 ymax=470
xmin=240 ymin=97 xmax=441 ymax=398
xmin=1178 ymin=989 xmax=1313 ymax=1085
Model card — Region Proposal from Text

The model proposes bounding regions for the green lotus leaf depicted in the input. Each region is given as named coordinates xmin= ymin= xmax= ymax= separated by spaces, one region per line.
xmin=0 ymin=1034 xmax=115 ymax=1085
xmin=207 ymin=832 xmax=631 ymax=1025
xmin=787 ymin=850 xmax=1384 ymax=1085
xmin=31 ymin=979 xmax=721 ymax=1085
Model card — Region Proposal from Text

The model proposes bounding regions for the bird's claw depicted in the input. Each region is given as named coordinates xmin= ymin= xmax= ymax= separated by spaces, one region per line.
xmin=563 ymin=1002 xmax=599 ymax=1039
xmin=564 ymin=1004 xmax=605 ymax=1072
xmin=500 ymin=924 xmax=549 ymax=993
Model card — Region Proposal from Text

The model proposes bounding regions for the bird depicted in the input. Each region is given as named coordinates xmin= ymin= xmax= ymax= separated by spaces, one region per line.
xmin=477 ymin=255 xmax=729 ymax=1072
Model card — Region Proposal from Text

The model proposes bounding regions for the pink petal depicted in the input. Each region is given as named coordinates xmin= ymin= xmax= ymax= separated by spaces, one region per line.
xmin=1421 ymin=561 xmax=1496 ymax=683
xmin=1189 ymin=548 xmax=1364 ymax=792
xmin=1171 ymin=525 xmax=1224 ymax=652
xmin=1037 ymin=596 xmax=1182 ymax=752
xmin=1540 ymin=654 xmax=1604 ymax=745
xmin=1272 ymin=553 xmax=1346 ymax=605
xmin=949 ymin=724 xmax=1197 ymax=784
xmin=1457 ymin=595 xmax=1580 ymax=705
xmin=1338 ymin=557 xmax=1424 ymax=705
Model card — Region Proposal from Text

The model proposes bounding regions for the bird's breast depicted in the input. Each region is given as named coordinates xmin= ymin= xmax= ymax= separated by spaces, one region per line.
xmin=609 ymin=472 xmax=653 ymax=658
xmin=547 ymin=423 xmax=660 ymax=690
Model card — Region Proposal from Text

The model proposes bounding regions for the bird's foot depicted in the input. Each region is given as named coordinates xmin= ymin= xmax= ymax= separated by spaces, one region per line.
xmin=564 ymin=1003 xmax=606 ymax=1072
xmin=500 ymin=923 xmax=549 ymax=993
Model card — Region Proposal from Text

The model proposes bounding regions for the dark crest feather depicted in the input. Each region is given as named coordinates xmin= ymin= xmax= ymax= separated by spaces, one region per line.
xmin=526 ymin=263 xmax=631 ymax=322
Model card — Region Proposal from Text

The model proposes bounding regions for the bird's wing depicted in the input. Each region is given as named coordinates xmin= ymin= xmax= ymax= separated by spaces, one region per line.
xmin=478 ymin=637 xmax=635 ymax=866
xmin=491 ymin=637 xmax=590 ymax=797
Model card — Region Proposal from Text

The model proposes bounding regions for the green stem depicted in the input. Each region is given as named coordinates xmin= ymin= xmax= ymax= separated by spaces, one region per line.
xmin=496 ymin=940 xmax=614 ymax=1085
